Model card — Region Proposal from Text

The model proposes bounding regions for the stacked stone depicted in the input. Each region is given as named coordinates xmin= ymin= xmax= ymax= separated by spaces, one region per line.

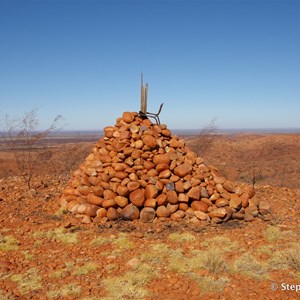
xmin=59 ymin=112 xmax=265 ymax=224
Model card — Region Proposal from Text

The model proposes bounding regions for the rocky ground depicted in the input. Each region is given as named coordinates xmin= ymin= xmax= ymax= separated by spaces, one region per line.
xmin=0 ymin=132 xmax=300 ymax=299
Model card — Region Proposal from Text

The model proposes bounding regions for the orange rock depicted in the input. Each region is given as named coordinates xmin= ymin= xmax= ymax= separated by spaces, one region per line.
xmin=174 ymin=163 xmax=192 ymax=178
xmin=102 ymin=199 xmax=117 ymax=209
xmin=107 ymin=207 xmax=120 ymax=221
xmin=87 ymin=194 xmax=104 ymax=206
xmin=144 ymin=184 xmax=158 ymax=199
xmin=129 ymin=189 xmax=145 ymax=207
xmin=153 ymin=154 xmax=171 ymax=165
xmin=121 ymin=204 xmax=140 ymax=220
xmin=208 ymin=207 xmax=227 ymax=219
xmin=156 ymin=193 xmax=168 ymax=206
xmin=127 ymin=181 xmax=140 ymax=192
xmin=156 ymin=206 xmax=171 ymax=218
xmin=191 ymin=201 xmax=208 ymax=212
xmin=215 ymin=198 xmax=229 ymax=208
xmin=144 ymin=198 xmax=157 ymax=208
xmin=140 ymin=207 xmax=156 ymax=223
xmin=122 ymin=112 xmax=135 ymax=123
xmin=103 ymin=190 xmax=117 ymax=200
xmin=187 ymin=187 xmax=201 ymax=200
xmin=166 ymin=190 xmax=178 ymax=204
xmin=115 ymin=196 xmax=128 ymax=208
xmin=116 ymin=185 xmax=130 ymax=197
xmin=142 ymin=135 xmax=157 ymax=148
xmin=156 ymin=163 xmax=169 ymax=172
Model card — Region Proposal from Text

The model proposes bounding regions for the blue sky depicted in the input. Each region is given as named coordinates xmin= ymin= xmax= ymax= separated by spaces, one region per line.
xmin=0 ymin=0 xmax=299 ymax=131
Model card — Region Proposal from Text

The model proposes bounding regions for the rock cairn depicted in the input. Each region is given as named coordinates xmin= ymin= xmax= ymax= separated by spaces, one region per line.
xmin=59 ymin=112 xmax=269 ymax=224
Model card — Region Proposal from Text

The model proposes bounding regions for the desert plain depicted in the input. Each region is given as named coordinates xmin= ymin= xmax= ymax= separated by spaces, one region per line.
xmin=0 ymin=127 xmax=299 ymax=299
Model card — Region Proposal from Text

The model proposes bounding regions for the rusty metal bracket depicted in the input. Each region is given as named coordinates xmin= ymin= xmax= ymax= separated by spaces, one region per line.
xmin=139 ymin=73 xmax=164 ymax=125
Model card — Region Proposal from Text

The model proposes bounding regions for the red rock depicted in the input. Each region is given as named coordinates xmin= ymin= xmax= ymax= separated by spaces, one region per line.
xmin=175 ymin=181 xmax=184 ymax=193
xmin=174 ymin=163 xmax=192 ymax=178
xmin=191 ymin=201 xmax=208 ymax=212
xmin=194 ymin=211 xmax=209 ymax=221
xmin=156 ymin=206 xmax=171 ymax=218
xmin=127 ymin=181 xmax=140 ymax=192
xmin=129 ymin=189 xmax=145 ymax=207
xmin=229 ymin=196 xmax=242 ymax=209
xmin=156 ymin=193 xmax=168 ymax=206
xmin=208 ymin=208 xmax=227 ymax=219
xmin=87 ymin=194 xmax=104 ymax=206
xmin=122 ymin=112 xmax=135 ymax=123
xmin=78 ymin=186 xmax=92 ymax=196
xmin=258 ymin=200 xmax=271 ymax=215
xmin=245 ymin=205 xmax=258 ymax=217
xmin=156 ymin=163 xmax=169 ymax=172
xmin=171 ymin=210 xmax=185 ymax=220
xmin=96 ymin=208 xmax=107 ymax=218
xmin=167 ymin=203 xmax=179 ymax=214
xmin=115 ymin=196 xmax=128 ymax=208
xmin=179 ymin=203 xmax=189 ymax=211
xmin=144 ymin=184 xmax=158 ymax=199
xmin=107 ymin=207 xmax=120 ymax=221
xmin=215 ymin=198 xmax=229 ymax=208
xmin=187 ymin=187 xmax=200 ymax=200
xmin=142 ymin=135 xmax=157 ymax=148
xmin=153 ymin=154 xmax=171 ymax=165
xmin=178 ymin=193 xmax=189 ymax=202
xmin=140 ymin=207 xmax=156 ymax=223
xmin=240 ymin=193 xmax=250 ymax=208
xmin=116 ymin=185 xmax=130 ymax=197
xmin=144 ymin=160 xmax=156 ymax=170
xmin=102 ymin=199 xmax=117 ymax=209
xmin=103 ymin=190 xmax=117 ymax=200
xmin=104 ymin=126 xmax=115 ymax=138
xmin=114 ymin=171 xmax=128 ymax=180
xmin=144 ymin=198 xmax=157 ymax=208
xmin=166 ymin=190 xmax=178 ymax=204
xmin=121 ymin=204 xmax=140 ymax=220
xmin=162 ymin=129 xmax=171 ymax=137
xmin=159 ymin=169 xmax=171 ymax=179
xmin=223 ymin=181 xmax=235 ymax=193
xmin=82 ymin=215 xmax=92 ymax=224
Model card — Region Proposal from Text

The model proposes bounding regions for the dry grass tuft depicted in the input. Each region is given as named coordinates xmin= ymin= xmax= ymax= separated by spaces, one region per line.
xmin=284 ymin=243 xmax=300 ymax=271
xmin=47 ymin=283 xmax=81 ymax=299
xmin=33 ymin=227 xmax=78 ymax=245
xmin=10 ymin=268 xmax=42 ymax=295
xmin=265 ymin=226 xmax=282 ymax=242
xmin=72 ymin=261 xmax=98 ymax=276
xmin=103 ymin=263 xmax=156 ymax=299
xmin=0 ymin=235 xmax=20 ymax=251
xmin=232 ymin=253 xmax=269 ymax=280
xmin=168 ymin=232 xmax=196 ymax=243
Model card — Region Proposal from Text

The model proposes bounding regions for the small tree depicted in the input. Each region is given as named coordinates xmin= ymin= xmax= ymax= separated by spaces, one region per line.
xmin=1 ymin=109 xmax=63 ymax=189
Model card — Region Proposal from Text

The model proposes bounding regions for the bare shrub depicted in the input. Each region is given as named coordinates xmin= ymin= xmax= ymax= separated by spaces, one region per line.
xmin=0 ymin=109 xmax=63 ymax=189
xmin=189 ymin=118 xmax=218 ymax=158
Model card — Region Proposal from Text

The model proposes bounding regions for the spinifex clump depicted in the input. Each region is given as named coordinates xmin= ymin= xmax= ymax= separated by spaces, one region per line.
xmin=58 ymin=112 xmax=270 ymax=224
